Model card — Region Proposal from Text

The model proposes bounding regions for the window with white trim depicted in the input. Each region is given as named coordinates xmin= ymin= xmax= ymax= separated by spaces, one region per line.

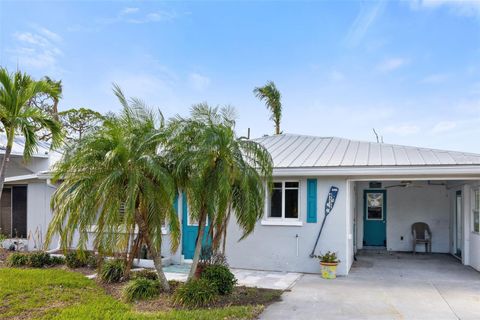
xmin=268 ymin=181 xmax=299 ymax=220
xmin=473 ymin=189 xmax=480 ymax=233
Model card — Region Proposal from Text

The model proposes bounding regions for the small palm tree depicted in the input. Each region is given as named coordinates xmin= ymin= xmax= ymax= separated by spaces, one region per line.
xmin=253 ymin=81 xmax=282 ymax=135
xmin=45 ymin=85 xmax=179 ymax=291
xmin=0 ymin=68 xmax=63 ymax=199
xmin=164 ymin=104 xmax=273 ymax=280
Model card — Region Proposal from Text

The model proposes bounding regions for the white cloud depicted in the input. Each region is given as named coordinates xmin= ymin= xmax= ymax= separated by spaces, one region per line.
xmin=146 ymin=11 xmax=177 ymax=22
xmin=121 ymin=7 xmax=139 ymax=15
xmin=377 ymin=58 xmax=409 ymax=72
xmin=188 ymin=73 xmax=211 ymax=92
xmin=10 ymin=27 xmax=62 ymax=70
xmin=410 ymin=0 xmax=480 ymax=17
xmin=103 ymin=8 xmax=179 ymax=25
xmin=345 ymin=0 xmax=386 ymax=47
xmin=38 ymin=27 xmax=62 ymax=42
xmin=384 ymin=124 xmax=420 ymax=136
xmin=421 ymin=73 xmax=449 ymax=84
xmin=431 ymin=121 xmax=457 ymax=134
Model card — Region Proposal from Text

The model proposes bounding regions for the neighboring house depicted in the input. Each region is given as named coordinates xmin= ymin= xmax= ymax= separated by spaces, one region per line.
xmin=0 ymin=136 xmax=61 ymax=251
xmin=5 ymin=133 xmax=480 ymax=277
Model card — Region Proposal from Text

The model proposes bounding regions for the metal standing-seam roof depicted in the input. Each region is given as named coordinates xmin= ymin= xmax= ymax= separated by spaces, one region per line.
xmin=0 ymin=135 xmax=51 ymax=158
xmin=255 ymin=134 xmax=480 ymax=168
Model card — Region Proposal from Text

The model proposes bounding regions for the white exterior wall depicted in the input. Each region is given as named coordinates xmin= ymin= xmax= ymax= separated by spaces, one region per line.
xmin=355 ymin=181 xmax=451 ymax=253
xmin=460 ymin=181 xmax=480 ymax=272
xmin=346 ymin=180 xmax=355 ymax=270
xmin=26 ymin=181 xmax=58 ymax=250
xmin=225 ymin=177 xmax=349 ymax=275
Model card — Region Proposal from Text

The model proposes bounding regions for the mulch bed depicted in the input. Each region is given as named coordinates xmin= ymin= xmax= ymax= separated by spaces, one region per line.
xmin=99 ymin=279 xmax=282 ymax=313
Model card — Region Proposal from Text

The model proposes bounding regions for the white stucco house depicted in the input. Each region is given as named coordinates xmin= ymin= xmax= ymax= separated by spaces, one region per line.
xmin=0 ymin=136 xmax=61 ymax=251
xmin=221 ymin=134 xmax=480 ymax=275
xmin=4 ymin=133 xmax=480 ymax=276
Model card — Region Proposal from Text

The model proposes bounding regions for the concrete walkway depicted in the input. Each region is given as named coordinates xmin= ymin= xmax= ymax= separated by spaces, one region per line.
xmin=164 ymin=266 xmax=301 ymax=290
xmin=261 ymin=251 xmax=480 ymax=319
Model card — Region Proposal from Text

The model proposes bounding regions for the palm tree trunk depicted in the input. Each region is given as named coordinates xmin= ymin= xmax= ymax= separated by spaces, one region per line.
xmin=221 ymin=209 xmax=231 ymax=255
xmin=222 ymin=222 xmax=228 ymax=254
xmin=149 ymin=245 xmax=169 ymax=291
xmin=0 ymin=133 xmax=14 ymax=203
xmin=125 ymin=231 xmax=142 ymax=278
xmin=212 ymin=205 xmax=231 ymax=253
xmin=52 ymin=98 xmax=59 ymax=121
xmin=136 ymin=214 xmax=170 ymax=291
xmin=188 ymin=209 xmax=206 ymax=280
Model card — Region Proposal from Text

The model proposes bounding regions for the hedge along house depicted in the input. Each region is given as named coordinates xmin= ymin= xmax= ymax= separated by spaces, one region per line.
xmin=0 ymin=136 xmax=61 ymax=251
xmin=222 ymin=134 xmax=480 ymax=276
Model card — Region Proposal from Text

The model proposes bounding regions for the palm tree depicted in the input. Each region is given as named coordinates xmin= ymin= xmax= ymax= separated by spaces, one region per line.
xmin=253 ymin=81 xmax=282 ymax=135
xmin=164 ymin=104 xmax=273 ymax=280
xmin=0 ymin=68 xmax=63 ymax=200
xmin=45 ymin=85 xmax=180 ymax=291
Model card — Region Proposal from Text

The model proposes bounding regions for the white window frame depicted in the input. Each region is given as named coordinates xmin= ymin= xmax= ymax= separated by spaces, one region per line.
xmin=186 ymin=204 xmax=208 ymax=227
xmin=365 ymin=192 xmax=385 ymax=221
xmin=473 ymin=189 xmax=480 ymax=234
xmin=262 ymin=180 xmax=302 ymax=226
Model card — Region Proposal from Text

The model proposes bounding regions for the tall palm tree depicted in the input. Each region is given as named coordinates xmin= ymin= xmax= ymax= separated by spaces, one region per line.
xmin=45 ymin=85 xmax=179 ymax=291
xmin=253 ymin=81 xmax=282 ymax=135
xmin=0 ymin=68 xmax=63 ymax=200
xmin=164 ymin=104 xmax=273 ymax=280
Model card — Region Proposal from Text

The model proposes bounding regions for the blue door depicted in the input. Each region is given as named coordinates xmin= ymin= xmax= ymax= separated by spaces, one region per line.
xmin=363 ymin=190 xmax=386 ymax=246
xmin=181 ymin=193 xmax=210 ymax=259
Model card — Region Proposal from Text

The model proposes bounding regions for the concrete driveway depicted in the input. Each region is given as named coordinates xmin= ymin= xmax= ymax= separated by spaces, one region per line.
xmin=260 ymin=251 xmax=480 ymax=320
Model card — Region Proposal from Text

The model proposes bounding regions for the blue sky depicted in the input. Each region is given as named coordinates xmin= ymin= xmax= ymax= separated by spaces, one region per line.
xmin=1 ymin=0 xmax=480 ymax=152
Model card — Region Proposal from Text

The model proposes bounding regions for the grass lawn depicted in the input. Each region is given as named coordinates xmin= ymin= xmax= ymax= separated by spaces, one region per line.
xmin=0 ymin=268 xmax=279 ymax=320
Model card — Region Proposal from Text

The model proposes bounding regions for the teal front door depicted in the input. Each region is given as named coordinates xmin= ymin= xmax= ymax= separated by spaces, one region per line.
xmin=363 ymin=190 xmax=387 ymax=247
xmin=181 ymin=193 xmax=210 ymax=259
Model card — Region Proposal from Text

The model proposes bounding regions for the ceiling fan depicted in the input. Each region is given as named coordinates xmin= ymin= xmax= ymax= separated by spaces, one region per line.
xmin=384 ymin=181 xmax=424 ymax=189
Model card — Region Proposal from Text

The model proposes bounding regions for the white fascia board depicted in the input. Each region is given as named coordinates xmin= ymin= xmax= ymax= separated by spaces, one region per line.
xmin=4 ymin=174 xmax=39 ymax=182
xmin=0 ymin=151 xmax=49 ymax=158
xmin=272 ymin=165 xmax=480 ymax=177
xmin=36 ymin=171 xmax=53 ymax=179
xmin=4 ymin=171 xmax=54 ymax=183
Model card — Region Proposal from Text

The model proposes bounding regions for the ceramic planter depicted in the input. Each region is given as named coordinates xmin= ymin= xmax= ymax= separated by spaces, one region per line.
xmin=320 ymin=261 xmax=338 ymax=279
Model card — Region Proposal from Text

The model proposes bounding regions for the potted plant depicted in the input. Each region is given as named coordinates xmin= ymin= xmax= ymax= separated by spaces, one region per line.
xmin=314 ymin=251 xmax=340 ymax=279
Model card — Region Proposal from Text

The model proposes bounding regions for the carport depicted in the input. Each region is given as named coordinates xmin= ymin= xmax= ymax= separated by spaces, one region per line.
xmin=349 ymin=178 xmax=480 ymax=271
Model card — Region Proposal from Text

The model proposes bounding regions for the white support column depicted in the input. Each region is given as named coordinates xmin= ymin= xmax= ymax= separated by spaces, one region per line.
xmin=462 ymin=184 xmax=471 ymax=266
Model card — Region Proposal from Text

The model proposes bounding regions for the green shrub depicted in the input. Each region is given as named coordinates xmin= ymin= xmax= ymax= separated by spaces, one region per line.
xmin=202 ymin=264 xmax=237 ymax=295
xmin=65 ymin=251 xmax=95 ymax=268
xmin=28 ymin=252 xmax=51 ymax=268
xmin=173 ymin=278 xmax=218 ymax=308
xmin=100 ymin=259 xmax=125 ymax=283
xmin=131 ymin=269 xmax=158 ymax=281
xmin=7 ymin=252 xmax=66 ymax=268
xmin=86 ymin=254 xmax=97 ymax=268
xmin=7 ymin=252 xmax=29 ymax=267
xmin=49 ymin=255 xmax=65 ymax=266
xmin=123 ymin=278 xmax=160 ymax=302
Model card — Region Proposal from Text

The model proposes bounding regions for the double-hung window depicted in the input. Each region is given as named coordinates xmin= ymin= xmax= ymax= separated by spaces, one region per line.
xmin=473 ymin=189 xmax=480 ymax=233
xmin=268 ymin=181 xmax=299 ymax=220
